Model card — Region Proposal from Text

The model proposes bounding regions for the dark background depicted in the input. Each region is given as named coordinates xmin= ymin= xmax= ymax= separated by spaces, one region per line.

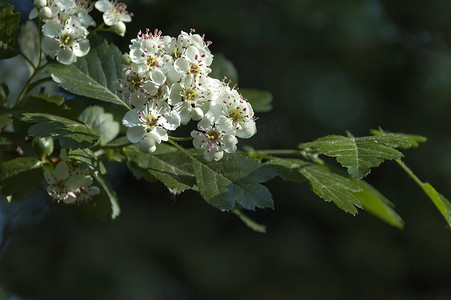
xmin=1 ymin=0 xmax=451 ymax=299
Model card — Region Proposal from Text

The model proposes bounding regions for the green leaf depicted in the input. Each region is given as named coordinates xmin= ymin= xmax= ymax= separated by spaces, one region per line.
xmin=240 ymin=88 xmax=273 ymax=113
xmin=19 ymin=20 xmax=42 ymax=70
xmin=46 ymin=41 xmax=130 ymax=109
xmin=106 ymin=136 xmax=131 ymax=148
xmin=22 ymin=112 xmax=100 ymax=149
xmin=0 ymin=157 xmax=43 ymax=200
xmin=397 ymin=160 xmax=451 ymax=229
xmin=93 ymin=174 xmax=120 ymax=220
xmin=370 ymin=128 xmax=427 ymax=149
xmin=79 ymin=106 xmax=119 ymax=145
xmin=210 ymin=53 xmax=239 ymax=84
xmin=353 ymin=180 xmax=404 ymax=228
xmin=300 ymin=132 xmax=422 ymax=179
xmin=0 ymin=112 xmax=12 ymax=128
xmin=0 ymin=5 xmax=20 ymax=59
xmin=265 ymin=157 xmax=307 ymax=183
xmin=189 ymin=151 xmax=277 ymax=211
xmin=124 ymin=149 xmax=195 ymax=194
xmin=299 ymin=163 xmax=363 ymax=215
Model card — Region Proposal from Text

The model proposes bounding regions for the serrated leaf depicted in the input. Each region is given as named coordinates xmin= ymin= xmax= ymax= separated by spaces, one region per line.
xmin=124 ymin=149 xmax=195 ymax=194
xmin=266 ymin=157 xmax=308 ymax=183
xmin=397 ymin=160 xmax=451 ymax=229
xmin=46 ymin=41 xmax=130 ymax=109
xmin=240 ymin=88 xmax=273 ymax=113
xmin=299 ymin=163 xmax=363 ymax=215
xmin=0 ymin=157 xmax=43 ymax=200
xmin=22 ymin=112 xmax=100 ymax=149
xmin=0 ymin=5 xmax=20 ymax=59
xmin=300 ymin=133 xmax=407 ymax=179
xmin=353 ymin=180 xmax=404 ymax=228
xmin=210 ymin=53 xmax=239 ymax=84
xmin=19 ymin=20 xmax=42 ymax=71
xmin=79 ymin=106 xmax=119 ymax=145
xmin=370 ymin=129 xmax=427 ymax=149
xmin=189 ymin=151 xmax=277 ymax=211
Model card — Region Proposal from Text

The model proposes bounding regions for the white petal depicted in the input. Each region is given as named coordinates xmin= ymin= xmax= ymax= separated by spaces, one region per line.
xmin=103 ymin=11 xmax=118 ymax=26
xmin=186 ymin=46 xmax=200 ymax=62
xmin=54 ymin=161 xmax=69 ymax=180
xmin=94 ymin=0 xmax=112 ymax=12
xmin=150 ymin=69 xmax=166 ymax=86
xmin=72 ymin=39 xmax=90 ymax=57
xmin=56 ymin=48 xmax=76 ymax=65
xmin=126 ymin=126 xmax=145 ymax=143
xmin=43 ymin=20 xmax=62 ymax=37
xmin=236 ymin=120 xmax=257 ymax=139
xmin=162 ymin=111 xmax=180 ymax=131
xmin=168 ymin=83 xmax=182 ymax=105
xmin=63 ymin=192 xmax=77 ymax=204
xmin=41 ymin=37 xmax=59 ymax=57
xmin=174 ymin=58 xmax=189 ymax=74
xmin=122 ymin=109 xmax=140 ymax=127
xmin=44 ymin=170 xmax=55 ymax=184
xmin=221 ymin=134 xmax=238 ymax=153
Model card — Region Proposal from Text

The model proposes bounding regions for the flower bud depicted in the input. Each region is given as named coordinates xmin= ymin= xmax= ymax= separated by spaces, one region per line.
xmin=121 ymin=53 xmax=131 ymax=65
xmin=39 ymin=6 xmax=52 ymax=20
xmin=113 ymin=21 xmax=126 ymax=37
xmin=191 ymin=107 xmax=204 ymax=121
xmin=139 ymin=136 xmax=156 ymax=153
xmin=34 ymin=0 xmax=47 ymax=8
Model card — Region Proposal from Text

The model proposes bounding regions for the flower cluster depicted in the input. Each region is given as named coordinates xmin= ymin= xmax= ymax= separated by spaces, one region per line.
xmin=31 ymin=0 xmax=132 ymax=64
xmin=120 ymin=29 xmax=257 ymax=161
xmin=43 ymin=156 xmax=100 ymax=204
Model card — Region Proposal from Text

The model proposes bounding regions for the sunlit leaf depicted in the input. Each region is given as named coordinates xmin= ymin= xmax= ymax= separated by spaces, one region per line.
xmin=46 ymin=41 xmax=130 ymax=109
xmin=300 ymin=131 xmax=426 ymax=179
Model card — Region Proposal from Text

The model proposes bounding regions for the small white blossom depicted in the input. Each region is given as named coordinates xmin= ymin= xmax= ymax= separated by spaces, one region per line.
xmin=191 ymin=115 xmax=237 ymax=161
xmin=41 ymin=16 xmax=90 ymax=65
xmin=210 ymin=86 xmax=257 ymax=138
xmin=95 ymin=0 xmax=133 ymax=36
xmin=44 ymin=159 xmax=99 ymax=204
xmin=122 ymin=101 xmax=181 ymax=153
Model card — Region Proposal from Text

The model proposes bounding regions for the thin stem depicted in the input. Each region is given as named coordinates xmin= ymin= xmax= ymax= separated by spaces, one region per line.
xmin=167 ymin=138 xmax=191 ymax=155
xmin=254 ymin=149 xmax=302 ymax=157
xmin=232 ymin=209 xmax=266 ymax=233
xmin=168 ymin=136 xmax=193 ymax=142
xmin=20 ymin=52 xmax=36 ymax=71
xmin=395 ymin=159 xmax=424 ymax=187
xmin=28 ymin=76 xmax=52 ymax=91
xmin=15 ymin=62 xmax=48 ymax=106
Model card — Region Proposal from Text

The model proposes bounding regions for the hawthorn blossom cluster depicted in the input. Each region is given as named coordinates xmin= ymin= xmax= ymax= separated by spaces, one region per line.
xmin=31 ymin=0 xmax=132 ymax=64
xmin=120 ymin=29 xmax=257 ymax=161
xmin=43 ymin=155 xmax=100 ymax=204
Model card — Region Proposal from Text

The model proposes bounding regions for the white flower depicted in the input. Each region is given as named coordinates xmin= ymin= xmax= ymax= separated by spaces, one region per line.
xmin=65 ymin=0 xmax=97 ymax=28
xmin=169 ymin=76 xmax=212 ymax=124
xmin=128 ymin=29 xmax=172 ymax=83
xmin=29 ymin=0 xmax=75 ymax=20
xmin=191 ymin=115 xmax=238 ymax=161
xmin=122 ymin=101 xmax=181 ymax=153
xmin=44 ymin=159 xmax=99 ymax=204
xmin=41 ymin=16 xmax=90 ymax=65
xmin=95 ymin=0 xmax=133 ymax=36
xmin=209 ymin=86 xmax=257 ymax=138
xmin=117 ymin=64 xmax=158 ymax=108
xmin=174 ymin=45 xmax=212 ymax=79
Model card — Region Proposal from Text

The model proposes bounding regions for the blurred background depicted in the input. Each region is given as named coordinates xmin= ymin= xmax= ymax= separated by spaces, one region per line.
xmin=1 ymin=0 xmax=451 ymax=299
